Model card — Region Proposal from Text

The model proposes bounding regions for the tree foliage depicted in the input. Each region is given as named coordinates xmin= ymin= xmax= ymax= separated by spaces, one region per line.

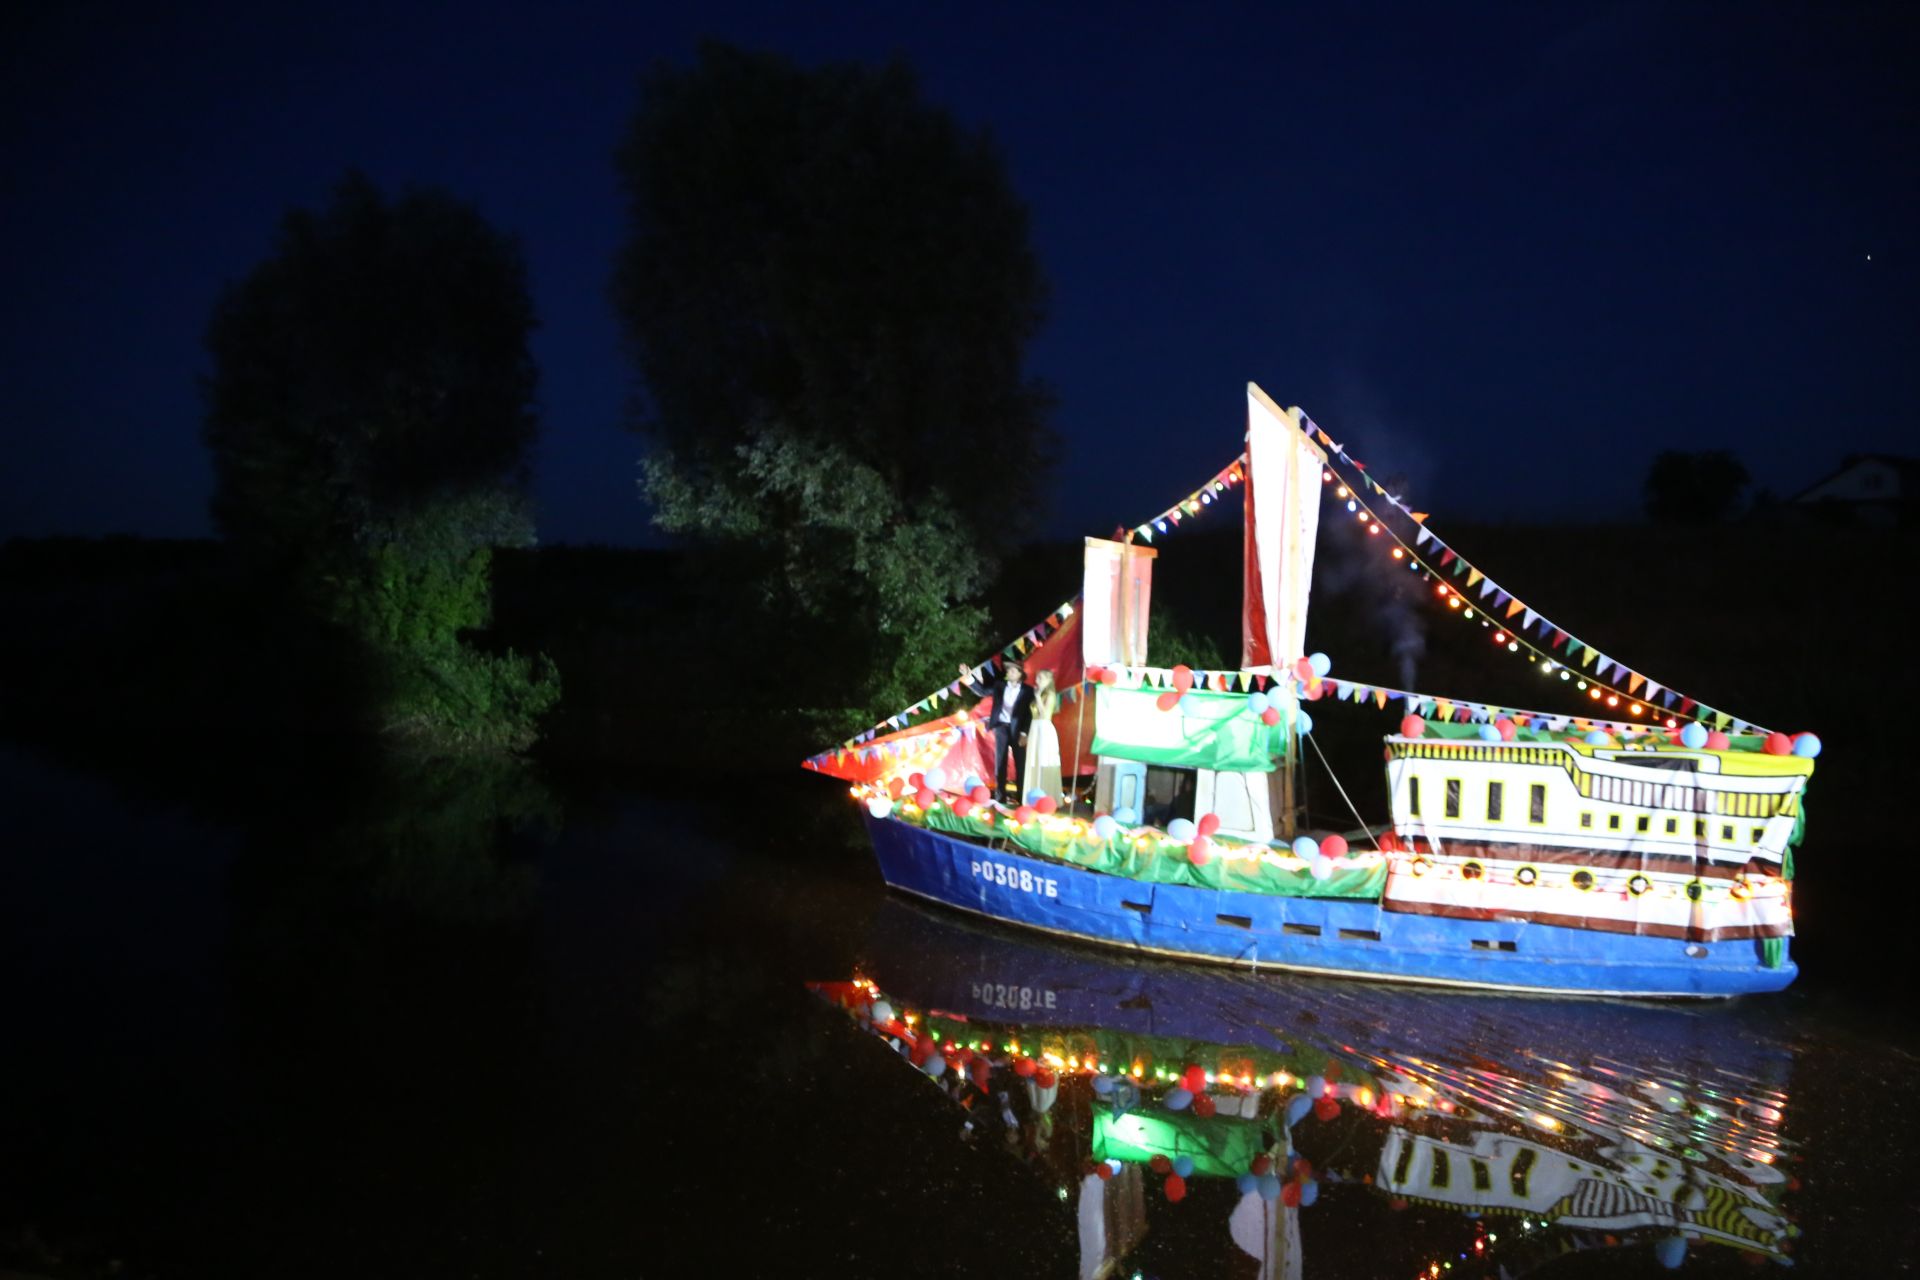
xmin=612 ymin=43 xmax=1054 ymax=549
xmin=1643 ymin=449 xmax=1751 ymax=524
xmin=202 ymin=173 xmax=556 ymax=753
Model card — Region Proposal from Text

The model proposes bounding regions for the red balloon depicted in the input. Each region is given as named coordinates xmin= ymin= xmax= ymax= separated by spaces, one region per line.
xmin=969 ymin=785 xmax=990 ymax=803
xmin=1099 ymin=668 xmax=1118 ymax=685
xmin=1096 ymin=1162 xmax=1115 ymax=1181
xmin=908 ymin=772 xmax=925 ymax=789
xmin=1191 ymin=1093 xmax=1217 ymax=1117
xmin=1764 ymin=731 xmax=1792 ymax=755
xmin=1013 ymin=1057 xmax=1037 ymax=1077
xmin=952 ymin=798 xmax=974 ymax=818
xmin=1305 ymin=678 xmax=1326 ymax=701
xmin=1149 ymin=1153 xmax=1172 ymax=1174
xmin=1085 ymin=665 xmax=1104 ymax=683
xmin=1035 ymin=795 xmax=1057 ymax=815
xmin=1261 ymin=707 xmax=1281 ymax=726
xmin=914 ymin=788 xmax=935 ymax=808
xmin=1293 ymin=1158 xmax=1314 ymax=1181
xmin=1496 ymin=717 xmax=1517 ymax=741
xmin=1313 ymin=1096 xmax=1341 ymax=1122
xmin=1197 ymin=813 xmax=1222 ymax=837
xmin=1707 ymin=729 xmax=1732 ymax=750
xmin=1319 ymin=834 xmax=1349 ymax=859
xmin=970 ymin=1059 xmax=992 ymax=1091
xmin=887 ymin=778 xmax=905 ymax=799
xmin=1281 ymin=1180 xmax=1301 ymax=1207
xmin=1293 ymin=657 xmax=1314 ymax=681
xmin=1164 ymin=1173 xmax=1187 ymax=1202
xmin=1187 ymin=836 xmax=1213 ymax=866
xmin=1035 ymin=1067 xmax=1057 ymax=1088
xmin=1157 ymin=690 xmax=1182 ymax=712
xmin=1182 ymin=1065 xmax=1208 ymax=1094
xmin=1400 ymin=714 xmax=1426 ymax=738
xmin=1013 ymin=804 xmax=1035 ymax=824
xmin=1250 ymin=1153 xmax=1273 ymax=1176
xmin=1171 ymin=663 xmax=1194 ymax=693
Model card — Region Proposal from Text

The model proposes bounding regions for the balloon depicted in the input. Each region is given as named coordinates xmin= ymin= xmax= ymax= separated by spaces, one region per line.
xmin=1296 ymin=711 xmax=1314 ymax=735
xmin=969 ymin=785 xmax=990 ymax=803
xmin=1167 ymin=818 xmax=1197 ymax=841
xmin=963 ymin=774 xmax=982 ymax=792
xmin=1309 ymin=855 xmax=1334 ymax=881
xmin=925 ymin=767 xmax=947 ymax=790
xmin=1150 ymin=1153 xmax=1172 ymax=1173
xmin=1584 ymin=730 xmax=1611 ymax=746
xmin=1099 ymin=668 xmax=1119 ymax=685
xmin=1793 ymin=732 xmax=1822 ymax=758
xmin=1156 ymin=690 xmax=1182 ymax=712
xmin=1291 ymin=836 xmax=1320 ymax=859
xmin=1164 ymin=1087 xmax=1193 ymax=1112
xmin=1036 ymin=796 xmax=1057 ymax=815
xmin=1305 ymin=679 xmax=1326 ymax=701
xmin=866 ymin=796 xmax=894 ymax=818
xmin=1293 ymin=657 xmax=1314 ymax=681
xmin=1188 ymin=837 xmax=1213 ymax=866
xmin=1190 ymin=1092 xmax=1216 ymax=1117
xmin=1250 ymin=1153 xmax=1273 ymax=1176
xmin=1091 ymin=1074 xmax=1116 ymax=1096
xmin=1035 ymin=1067 xmax=1056 ymax=1087
xmin=1171 ymin=664 xmax=1194 ymax=692
xmin=1024 ymin=788 xmax=1046 ymax=804
xmin=1259 ymin=1173 xmax=1283 ymax=1201
xmin=1299 ymin=1178 xmax=1319 ymax=1206
xmin=1248 ymin=691 xmax=1270 ymax=715
xmin=1654 ymin=1236 xmax=1687 ymax=1270
xmin=1281 ymin=1180 xmax=1301 ymax=1207
xmin=1172 ymin=1155 xmax=1195 ymax=1178
xmin=887 ymin=778 xmax=906 ymax=799
xmin=1305 ymin=1075 xmax=1326 ymax=1097
xmin=1095 ymin=1162 xmax=1115 ymax=1181
xmin=923 ymin=1053 xmax=947 ymax=1077
xmin=1399 ymin=714 xmax=1426 ymax=738
xmin=1285 ymin=1094 xmax=1312 ymax=1127
xmin=1084 ymin=666 xmax=1103 ymax=684
xmin=1196 ymin=813 xmax=1221 ymax=837
xmin=1114 ymin=807 xmax=1139 ymax=825
xmin=1495 ymin=717 xmax=1516 ymax=741
xmin=1013 ymin=805 xmax=1035 ymax=824
xmin=1313 ymin=1096 xmax=1341 ymax=1122
xmin=1164 ymin=1174 xmax=1187 ymax=1202
xmin=1092 ymin=815 xmax=1119 ymax=840
xmin=1706 ymin=729 xmax=1731 ymax=750
xmin=1182 ymin=1065 xmax=1208 ymax=1093
xmin=914 ymin=788 xmax=935 ymax=807
xmin=952 ymin=798 xmax=973 ymax=818
xmin=1319 ymin=833 xmax=1348 ymax=859
xmin=1236 ymin=1172 xmax=1257 ymax=1194
xmin=1261 ymin=707 xmax=1282 ymax=726
xmin=1680 ymin=722 xmax=1709 ymax=749
xmin=1308 ymin=651 xmax=1331 ymax=677
xmin=1177 ymin=692 xmax=1201 ymax=713
xmin=870 ymin=999 xmax=894 ymax=1025
xmin=1764 ymin=731 xmax=1793 ymax=755
xmin=908 ymin=772 xmax=925 ymax=789
xmin=1013 ymin=1057 xmax=1037 ymax=1077
xmin=1478 ymin=723 xmax=1501 ymax=742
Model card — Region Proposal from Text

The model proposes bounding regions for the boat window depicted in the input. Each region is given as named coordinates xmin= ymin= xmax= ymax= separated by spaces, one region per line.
xmin=1430 ymin=1148 xmax=1451 ymax=1190
xmin=1142 ymin=766 xmax=1197 ymax=830
xmin=1511 ymin=1148 xmax=1536 ymax=1197
xmin=1637 ymin=815 xmax=1650 ymax=833
xmin=1608 ymin=814 xmax=1622 ymax=831
xmin=1579 ymin=811 xmax=1593 ymax=829
xmin=1722 ymin=824 xmax=1734 ymax=842
xmin=1393 ymin=1140 xmax=1414 ymax=1185
xmin=1445 ymin=779 xmax=1462 ymax=818
xmin=1472 ymin=1160 xmax=1492 ymax=1192
xmin=1486 ymin=782 xmax=1503 ymax=822
xmin=1666 ymin=817 xmax=1677 ymax=834
xmin=1751 ymin=826 xmax=1765 ymax=843
xmin=1409 ymin=777 xmax=1421 ymax=817
xmin=1695 ymin=818 xmax=1707 ymax=838
xmin=1529 ymin=784 xmax=1546 ymax=823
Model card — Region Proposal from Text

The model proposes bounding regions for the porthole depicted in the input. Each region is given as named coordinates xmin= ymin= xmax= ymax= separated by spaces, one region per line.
xmin=1571 ymin=870 xmax=1596 ymax=892
xmin=1461 ymin=861 xmax=1484 ymax=881
xmin=1410 ymin=857 xmax=1432 ymax=877
xmin=1627 ymin=874 xmax=1652 ymax=897
xmin=1684 ymin=879 xmax=1705 ymax=902
xmin=1729 ymin=879 xmax=1753 ymax=902
xmin=1514 ymin=865 xmax=1538 ymax=887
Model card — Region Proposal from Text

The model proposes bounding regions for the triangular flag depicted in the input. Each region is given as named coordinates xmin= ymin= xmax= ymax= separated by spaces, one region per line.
xmin=1552 ymin=630 xmax=1568 ymax=649
xmin=1505 ymin=598 xmax=1524 ymax=619
xmin=1627 ymin=672 xmax=1645 ymax=696
xmin=1522 ymin=609 xmax=1538 ymax=630
xmin=1452 ymin=558 xmax=1469 ymax=577
xmin=1439 ymin=549 xmax=1456 ymax=567
xmin=1415 ymin=526 xmax=1432 ymax=546
xmin=1478 ymin=577 xmax=1497 ymax=598
xmin=1467 ymin=568 xmax=1484 ymax=588
xmin=1582 ymin=647 xmax=1601 ymax=669
xmin=1375 ymin=689 xmax=1389 ymax=709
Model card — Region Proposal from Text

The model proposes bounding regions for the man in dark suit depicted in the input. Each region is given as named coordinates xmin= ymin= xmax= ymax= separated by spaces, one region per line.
xmin=960 ymin=658 xmax=1034 ymax=801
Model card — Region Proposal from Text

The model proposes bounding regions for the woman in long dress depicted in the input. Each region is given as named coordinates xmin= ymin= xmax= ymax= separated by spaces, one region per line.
xmin=1022 ymin=669 xmax=1063 ymax=803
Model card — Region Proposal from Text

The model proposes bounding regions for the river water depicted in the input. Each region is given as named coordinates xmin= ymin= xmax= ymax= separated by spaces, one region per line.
xmin=1 ymin=742 xmax=1914 ymax=1278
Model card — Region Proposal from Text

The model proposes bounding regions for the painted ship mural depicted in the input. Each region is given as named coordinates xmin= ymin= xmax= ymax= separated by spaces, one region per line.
xmin=812 ymin=901 xmax=1798 ymax=1277
xmin=806 ymin=385 xmax=1820 ymax=997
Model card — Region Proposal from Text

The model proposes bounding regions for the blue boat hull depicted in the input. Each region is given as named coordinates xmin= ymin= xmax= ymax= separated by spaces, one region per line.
xmin=864 ymin=813 xmax=1796 ymax=998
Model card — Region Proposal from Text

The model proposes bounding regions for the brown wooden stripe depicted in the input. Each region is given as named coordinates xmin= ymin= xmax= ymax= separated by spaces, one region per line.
xmin=1381 ymin=897 xmax=1790 ymax=942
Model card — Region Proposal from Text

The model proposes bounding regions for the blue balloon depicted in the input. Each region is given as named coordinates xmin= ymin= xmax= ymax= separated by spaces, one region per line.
xmin=1172 ymin=1155 xmax=1195 ymax=1179
xmin=1092 ymin=815 xmax=1119 ymax=840
xmin=1308 ymin=652 xmax=1331 ymax=677
xmin=1309 ymin=855 xmax=1334 ymax=881
xmin=1296 ymin=711 xmax=1314 ymax=736
xmin=1291 ymin=836 xmax=1320 ymax=859
xmin=963 ymin=774 xmax=983 ymax=793
xmin=925 ymin=766 xmax=947 ymax=790
xmin=1259 ymin=1173 xmax=1283 ymax=1201
xmin=1091 ymin=1074 xmax=1117 ymax=1096
xmin=1793 ymin=733 xmax=1822 ymax=758
xmin=1248 ymin=691 xmax=1270 ymax=715
xmin=1478 ymin=723 xmax=1501 ymax=742
xmin=1285 ymin=1093 xmax=1312 ymax=1127
xmin=1305 ymin=1075 xmax=1326 ymax=1098
xmin=1114 ymin=807 xmax=1139 ymax=826
xmin=1106 ymin=1158 xmax=1125 ymax=1176
xmin=1680 ymin=722 xmax=1708 ymax=749
xmin=923 ymin=1053 xmax=947 ymax=1077
xmin=1584 ymin=730 xmax=1611 ymax=746
xmin=1654 ymin=1236 xmax=1687 ymax=1270
xmin=1168 ymin=817 xmax=1197 ymax=841
xmin=1236 ymin=1172 xmax=1258 ymax=1194
xmin=1025 ymin=787 xmax=1047 ymax=804
xmin=1164 ymin=1087 xmax=1193 ymax=1112
xmin=1299 ymin=1178 xmax=1319 ymax=1206
xmin=1177 ymin=692 xmax=1200 ymax=712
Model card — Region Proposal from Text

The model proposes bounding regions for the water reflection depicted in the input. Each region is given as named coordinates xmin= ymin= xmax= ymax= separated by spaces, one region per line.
xmin=814 ymin=901 xmax=1796 ymax=1278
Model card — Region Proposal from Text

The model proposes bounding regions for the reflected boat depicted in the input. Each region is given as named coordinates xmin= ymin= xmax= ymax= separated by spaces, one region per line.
xmin=810 ymin=899 xmax=1798 ymax=1277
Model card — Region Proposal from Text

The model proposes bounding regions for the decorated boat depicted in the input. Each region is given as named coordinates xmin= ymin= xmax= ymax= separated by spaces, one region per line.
xmin=811 ymin=900 xmax=1797 ymax=1276
xmin=805 ymin=385 xmax=1820 ymax=997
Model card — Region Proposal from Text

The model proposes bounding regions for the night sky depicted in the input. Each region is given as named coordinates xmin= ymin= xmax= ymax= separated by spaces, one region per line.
xmin=4 ymin=1 xmax=1914 ymax=546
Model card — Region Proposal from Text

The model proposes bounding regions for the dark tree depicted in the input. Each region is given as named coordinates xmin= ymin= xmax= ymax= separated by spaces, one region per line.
xmin=202 ymin=173 xmax=556 ymax=753
xmin=1643 ymin=449 xmax=1751 ymax=524
xmin=612 ymin=43 xmax=1054 ymax=549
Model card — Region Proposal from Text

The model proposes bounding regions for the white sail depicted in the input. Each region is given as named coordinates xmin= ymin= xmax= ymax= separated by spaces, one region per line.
xmin=1242 ymin=383 xmax=1326 ymax=672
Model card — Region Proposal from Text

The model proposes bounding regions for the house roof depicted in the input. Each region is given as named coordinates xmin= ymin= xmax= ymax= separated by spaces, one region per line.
xmin=1791 ymin=454 xmax=1920 ymax=503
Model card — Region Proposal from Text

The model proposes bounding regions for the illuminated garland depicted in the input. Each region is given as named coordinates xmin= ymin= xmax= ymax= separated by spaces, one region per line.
xmin=1302 ymin=419 xmax=1773 ymax=735
xmin=1128 ymin=454 xmax=1245 ymax=542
